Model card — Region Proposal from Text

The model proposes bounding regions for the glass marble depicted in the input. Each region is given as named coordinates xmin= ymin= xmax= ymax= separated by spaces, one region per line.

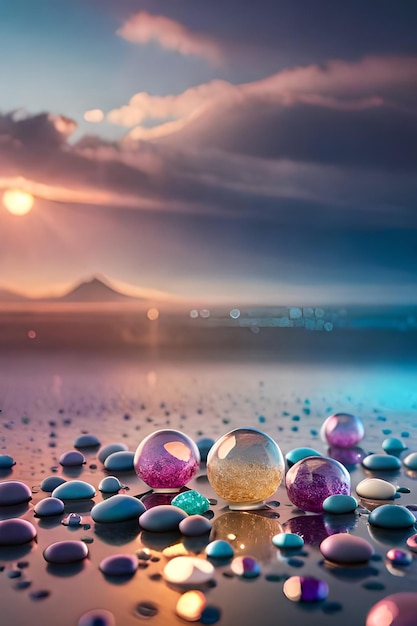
xmin=286 ymin=456 xmax=351 ymax=513
xmin=134 ymin=429 xmax=200 ymax=492
xmin=321 ymin=413 xmax=364 ymax=448
xmin=206 ymin=427 xmax=285 ymax=510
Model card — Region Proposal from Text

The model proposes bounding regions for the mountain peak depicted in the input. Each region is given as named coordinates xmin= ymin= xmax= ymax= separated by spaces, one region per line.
xmin=60 ymin=276 xmax=140 ymax=302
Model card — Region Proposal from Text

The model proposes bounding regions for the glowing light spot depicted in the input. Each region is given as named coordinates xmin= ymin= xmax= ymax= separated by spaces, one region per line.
xmin=146 ymin=371 xmax=157 ymax=386
xmin=3 ymin=189 xmax=34 ymax=216
xmin=176 ymin=590 xmax=206 ymax=622
xmin=230 ymin=308 xmax=240 ymax=319
xmin=199 ymin=309 xmax=210 ymax=318
xmin=189 ymin=309 xmax=198 ymax=319
xmin=147 ymin=308 xmax=159 ymax=321
xmin=83 ymin=108 xmax=104 ymax=123
xmin=27 ymin=330 xmax=37 ymax=340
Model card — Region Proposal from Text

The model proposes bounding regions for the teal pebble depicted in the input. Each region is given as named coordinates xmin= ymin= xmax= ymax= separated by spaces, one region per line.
xmin=285 ymin=448 xmax=322 ymax=468
xmin=104 ymin=451 xmax=134 ymax=471
xmin=98 ymin=476 xmax=123 ymax=493
xmin=171 ymin=490 xmax=210 ymax=515
xmin=205 ymin=540 xmax=234 ymax=559
xmin=403 ymin=452 xmax=417 ymax=471
xmin=41 ymin=476 xmax=66 ymax=492
xmin=91 ymin=494 xmax=145 ymax=523
xmin=98 ymin=443 xmax=128 ymax=464
xmin=369 ymin=504 xmax=416 ymax=529
xmin=362 ymin=454 xmax=401 ymax=471
xmin=272 ymin=533 xmax=304 ymax=549
xmin=74 ymin=434 xmax=101 ymax=448
xmin=382 ymin=438 xmax=407 ymax=453
xmin=139 ymin=504 xmax=188 ymax=532
xmin=0 ymin=455 xmax=15 ymax=468
xmin=323 ymin=494 xmax=358 ymax=514
xmin=52 ymin=480 xmax=96 ymax=500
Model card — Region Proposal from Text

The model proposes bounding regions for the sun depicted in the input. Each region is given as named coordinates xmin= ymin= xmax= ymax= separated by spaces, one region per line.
xmin=3 ymin=189 xmax=34 ymax=216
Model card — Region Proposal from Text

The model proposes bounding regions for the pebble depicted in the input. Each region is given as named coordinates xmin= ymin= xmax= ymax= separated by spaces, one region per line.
xmin=104 ymin=451 xmax=135 ymax=471
xmin=74 ymin=434 xmax=101 ymax=448
xmin=196 ymin=438 xmax=215 ymax=462
xmin=41 ymin=476 xmax=66 ymax=492
xmin=406 ymin=534 xmax=417 ymax=552
xmin=62 ymin=513 xmax=82 ymax=526
xmin=0 ymin=480 xmax=32 ymax=506
xmin=98 ymin=476 xmax=123 ymax=493
xmin=0 ymin=519 xmax=37 ymax=545
xmin=362 ymin=454 xmax=401 ymax=471
xmin=283 ymin=576 xmax=329 ymax=602
xmin=285 ymin=448 xmax=322 ymax=468
xmin=320 ymin=534 xmax=374 ymax=563
xmin=403 ymin=452 xmax=417 ymax=471
xmin=386 ymin=548 xmax=413 ymax=566
xmin=366 ymin=593 xmax=417 ymax=626
xmin=205 ymin=540 xmax=234 ymax=559
xmin=98 ymin=443 xmax=128 ymax=464
xmin=0 ymin=454 xmax=16 ymax=468
xmin=78 ymin=609 xmax=115 ymax=626
xmin=52 ymin=480 xmax=96 ymax=500
xmin=323 ymin=494 xmax=358 ymax=514
xmin=171 ymin=490 xmax=210 ymax=515
xmin=382 ymin=438 xmax=407 ymax=453
xmin=272 ymin=533 xmax=304 ymax=549
xmin=179 ymin=515 xmax=212 ymax=536
xmin=34 ymin=497 xmax=65 ymax=517
xmin=59 ymin=450 xmax=86 ymax=467
xmin=356 ymin=478 xmax=397 ymax=500
xmin=231 ymin=556 xmax=261 ymax=578
xmin=369 ymin=504 xmax=416 ymax=528
xmin=176 ymin=590 xmax=207 ymax=621
xmin=43 ymin=540 xmax=89 ymax=564
xmin=163 ymin=556 xmax=215 ymax=585
xmin=99 ymin=554 xmax=138 ymax=576
xmin=139 ymin=504 xmax=188 ymax=532
xmin=91 ymin=494 xmax=145 ymax=523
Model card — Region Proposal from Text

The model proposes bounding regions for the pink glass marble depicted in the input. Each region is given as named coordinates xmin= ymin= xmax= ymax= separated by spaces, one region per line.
xmin=134 ymin=430 xmax=200 ymax=492
xmin=321 ymin=413 xmax=364 ymax=448
xmin=286 ymin=456 xmax=350 ymax=513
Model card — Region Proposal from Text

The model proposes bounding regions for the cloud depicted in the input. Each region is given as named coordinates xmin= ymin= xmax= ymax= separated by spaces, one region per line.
xmin=117 ymin=11 xmax=222 ymax=64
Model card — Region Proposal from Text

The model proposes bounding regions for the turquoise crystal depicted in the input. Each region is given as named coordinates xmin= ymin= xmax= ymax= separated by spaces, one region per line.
xmin=171 ymin=490 xmax=210 ymax=515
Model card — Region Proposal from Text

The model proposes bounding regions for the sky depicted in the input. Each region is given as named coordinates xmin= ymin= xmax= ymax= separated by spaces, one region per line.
xmin=0 ymin=0 xmax=417 ymax=304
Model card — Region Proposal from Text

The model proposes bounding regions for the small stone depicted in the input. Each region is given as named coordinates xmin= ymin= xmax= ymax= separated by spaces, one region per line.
xmin=34 ymin=497 xmax=65 ymax=517
xmin=78 ymin=609 xmax=115 ymax=626
xmin=0 ymin=519 xmax=37 ymax=545
xmin=366 ymin=593 xmax=417 ymax=626
xmin=99 ymin=554 xmax=138 ymax=576
xmin=362 ymin=454 xmax=401 ymax=471
xmin=356 ymin=478 xmax=396 ymax=500
xmin=272 ymin=533 xmax=304 ymax=549
xmin=0 ymin=480 xmax=32 ymax=506
xmin=62 ymin=513 xmax=82 ymax=526
xmin=176 ymin=590 xmax=207 ymax=621
xmin=205 ymin=540 xmax=234 ymax=560
xmin=323 ymin=494 xmax=358 ymax=514
xmin=171 ymin=490 xmax=210 ymax=515
xmin=98 ymin=443 xmax=128 ymax=464
xmin=369 ymin=504 xmax=416 ymax=529
xmin=43 ymin=540 xmax=89 ymax=563
xmin=283 ymin=576 xmax=329 ymax=602
xmin=285 ymin=448 xmax=322 ymax=468
xmin=320 ymin=534 xmax=374 ymax=563
xmin=231 ymin=556 xmax=261 ymax=578
xmin=59 ymin=450 xmax=86 ymax=467
xmin=386 ymin=549 xmax=412 ymax=566
xmin=139 ymin=504 xmax=188 ymax=532
xmin=104 ymin=451 xmax=134 ymax=471
xmin=179 ymin=515 xmax=212 ymax=536
xmin=74 ymin=434 xmax=101 ymax=448
xmin=406 ymin=534 xmax=417 ymax=552
xmin=52 ymin=480 xmax=95 ymax=500
xmin=40 ymin=476 xmax=66 ymax=492
xmin=163 ymin=556 xmax=214 ymax=585
xmin=403 ymin=452 xmax=417 ymax=471
xmin=98 ymin=476 xmax=122 ymax=493
xmin=382 ymin=438 xmax=407 ymax=453
xmin=0 ymin=454 xmax=15 ymax=468
xmin=91 ymin=494 xmax=145 ymax=523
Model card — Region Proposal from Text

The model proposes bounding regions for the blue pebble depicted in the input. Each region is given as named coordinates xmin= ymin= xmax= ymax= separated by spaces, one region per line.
xmin=91 ymin=495 xmax=145 ymax=523
xmin=0 ymin=454 xmax=15 ymax=468
xmin=59 ymin=450 xmax=86 ymax=467
xmin=74 ymin=434 xmax=101 ymax=448
xmin=41 ymin=476 xmax=66 ymax=492
xmin=43 ymin=540 xmax=88 ymax=564
xmin=205 ymin=540 xmax=234 ymax=559
xmin=369 ymin=504 xmax=416 ymax=529
xmin=104 ymin=451 xmax=134 ymax=471
xmin=323 ymin=495 xmax=358 ymax=514
xmin=98 ymin=443 xmax=128 ymax=464
xmin=139 ymin=504 xmax=187 ymax=532
xmin=382 ymin=438 xmax=407 ymax=453
xmin=285 ymin=448 xmax=322 ymax=468
xmin=34 ymin=497 xmax=65 ymax=517
xmin=179 ymin=515 xmax=212 ymax=536
xmin=99 ymin=554 xmax=138 ymax=576
xmin=272 ymin=533 xmax=304 ymax=549
xmin=403 ymin=452 xmax=417 ymax=471
xmin=52 ymin=480 xmax=96 ymax=500
xmin=98 ymin=476 xmax=123 ymax=493
xmin=196 ymin=438 xmax=215 ymax=462
xmin=362 ymin=454 xmax=401 ymax=471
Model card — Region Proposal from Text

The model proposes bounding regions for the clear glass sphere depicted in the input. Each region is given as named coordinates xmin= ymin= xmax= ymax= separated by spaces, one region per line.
xmin=206 ymin=427 xmax=285 ymax=510
xmin=321 ymin=413 xmax=364 ymax=448
xmin=134 ymin=429 xmax=200 ymax=492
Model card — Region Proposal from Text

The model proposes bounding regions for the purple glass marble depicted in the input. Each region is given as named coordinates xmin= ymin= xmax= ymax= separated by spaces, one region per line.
xmin=321 ymin=413 xmax=364 ymax=448
xmin=283 ymin=576 xmax=329 ymax=602
xmin=386 ymin=548 xmax=413 ymax=566
xmin=134 ymin=429 xmax=200 ymax=492
xmin=286 ymin=456 xmax=351 ymax=513
xmin=367 ymin=593 xmax=417 ymax=626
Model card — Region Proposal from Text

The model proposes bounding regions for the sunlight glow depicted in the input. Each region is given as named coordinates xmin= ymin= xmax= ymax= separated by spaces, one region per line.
xmin=3 ymin=189 xmax=34 ymax=216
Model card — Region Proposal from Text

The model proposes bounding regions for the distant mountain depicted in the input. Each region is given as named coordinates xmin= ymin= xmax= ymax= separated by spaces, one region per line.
xmin=56 ymin=277 xmax=142 ymax=303
xmin=0 ymin=287 xmax=29 ymax=302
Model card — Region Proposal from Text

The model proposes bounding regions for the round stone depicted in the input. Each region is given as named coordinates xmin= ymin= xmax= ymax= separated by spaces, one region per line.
xmin=91 ymin=494 xmax=145 ymax=523
xmin=52 ymin=480 xmax=96 ymax=500
xmin=356 ymin=478 xmax=396 ymax=500
xmin=98 ymin=443 xmax=128 ymax=464
xmin=207 ymin=427 xmax=285 ymax=510
xmin=134 ymin=430 xmax=200 ymax=491
xmin=205 ymin=540 xmax=234 ymax=559
xmin=196 ymin=438 xmax=215 ymax=462
xmin=272 ymin=533 xmax=304 ymax=549
xmin=369 ymin=504 xmax=416 ymax=529
xmin=0 ymin=480 xmax=32 ymax=506
xmin=0 ymin=519 xmax=37 ymax=545
xmin=41 ymin=476 xmax=66 ymax=492
xmin=406 ymin=534 xmax=417 ymax=553
xmin=104 ymin=451 xmax=135 ymax=472
xmin=59 ymin=450 xmax=86 ymax=467
xmin=285 ymin=456 xmax=350 ymax=513
xmin=139 ymin=504 xmax=188 ymax=532
xmin=43 ymin=540 xmax=89 ymax=564
xmin=74 ymin=434 xmax=100 ymax=448
xmin=285 ymin=448 xmax=322 ymax=468
xmin=99 ymin=554 xmax=138 ymax=576
xmin=0 ymin=454 xmax=15 ymax=468
xmin=179 ymin=515 xmax=212 ymax=536
xmin=34 ymin=497 xmax=65 ymax=517
xmin=231 ymin=555 xmax=261 ymax=578
xmin=163 ymin=556 xmax=214 ymax=585
xmin=171 ymin=490 xmax=210 ymax=515
xmin=283 ymin=576 xmax=329 ymax=602
xmin=98 ymin=476 xmax=122 ymax=493
xmin=366 ymin=593 xmax=417 ymax=626
xmin=321 ymin=413 xmax=364 ymax=448
xmin=382 ymin=438 xmax=407 ymax=453
xmin=320 ymin=534 xmax=374 ymax=563
xmin=362 ymin=454 xmax=401 ymax=471
xmin=176 ymin=590 xmax=206 ymax=622
xmin=403 ymin=452 xmax=417 ymax=471
xmin=323 ymin=494 xmax=358 ymax=514
xmin=78 ymin=609 xmax=115 ymax=626
xmin=386 ymin=549 xmax=412 ymax=566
